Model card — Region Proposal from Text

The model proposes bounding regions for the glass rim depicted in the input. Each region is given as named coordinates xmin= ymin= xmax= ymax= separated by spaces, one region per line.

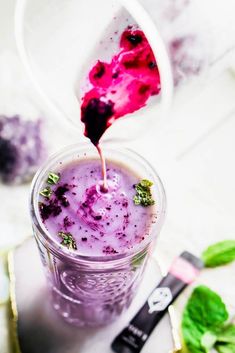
xmin=30 ymin=143 xmax=166 ymax=264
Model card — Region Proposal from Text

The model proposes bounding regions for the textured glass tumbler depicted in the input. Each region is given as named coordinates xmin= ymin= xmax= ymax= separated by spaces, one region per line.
xmin=30 ymin=145 xmax=166 ymax=327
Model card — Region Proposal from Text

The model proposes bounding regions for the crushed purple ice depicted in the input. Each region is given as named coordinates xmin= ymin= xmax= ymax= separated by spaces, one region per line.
xmin=0 ymin=115 xmax=46 ymax=184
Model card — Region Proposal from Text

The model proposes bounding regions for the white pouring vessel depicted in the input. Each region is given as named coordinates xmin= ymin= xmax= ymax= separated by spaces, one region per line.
xmin=14 ymin=0 xmax=173 ymax=141
xmin=15 ymin=0 xmax=235 ymax=141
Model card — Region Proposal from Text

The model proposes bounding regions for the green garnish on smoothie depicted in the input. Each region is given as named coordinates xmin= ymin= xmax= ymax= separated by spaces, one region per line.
xmin=47 ymin=172 xmax=60 ymax=185
xmin=40 ymin=186 xmax=52 ymax=199
xmin=58 ymin=231 xmax=77 ymax=250
xmin=133 ymin=179 xmax=155 ymax=207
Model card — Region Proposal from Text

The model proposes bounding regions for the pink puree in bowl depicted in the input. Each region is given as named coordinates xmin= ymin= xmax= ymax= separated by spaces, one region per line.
xmin=81 ymin=27 xmax=161 ymax=146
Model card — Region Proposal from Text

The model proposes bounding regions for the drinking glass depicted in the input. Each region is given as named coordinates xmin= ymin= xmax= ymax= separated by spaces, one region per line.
xmin=30 ymin=144 xmax=166 ymax=326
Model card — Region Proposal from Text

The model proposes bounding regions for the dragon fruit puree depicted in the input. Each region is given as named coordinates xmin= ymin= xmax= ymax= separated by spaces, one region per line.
xmin=81 ymin=27 xmax=161 ymax=146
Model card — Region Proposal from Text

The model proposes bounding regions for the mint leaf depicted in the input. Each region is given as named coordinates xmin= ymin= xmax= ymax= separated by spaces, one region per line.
xmin=182 ymin=286 xmax=229 ymax=353
xmin=182 ymin=311 xmax=205 ymax=353
xmin=185 ymin=286 xmax=228 ymax=328
xmin=131 ymin=252 xmax=146 ymax=269
xmin=40 ymin=186 xmax=52 ymax=199
xmin=202 ymin=240 xmax=235 ymax=267
xmin=133 ymin=179 xmax=155 ymax=207
xmin=215 ymin=343 xmax=235 ymax=353
xmin=217 ymin=325 xmax=235 ymax=344
xmin=133 ymin=195 xmax=141 ymax=205
xmin=201 ymin=331 xmax=217 ymax=352
xmin=47 ymin=172 xmax=60 ymax=185
xmin=58 ymin=231 xmax=77 ymax=250
xmin=140 ymin=179 xmax=153 ymax=188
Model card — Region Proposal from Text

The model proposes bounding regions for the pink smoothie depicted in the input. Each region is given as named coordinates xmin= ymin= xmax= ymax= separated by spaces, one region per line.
xmin=38 ymin=158 xmax=157 ymax=256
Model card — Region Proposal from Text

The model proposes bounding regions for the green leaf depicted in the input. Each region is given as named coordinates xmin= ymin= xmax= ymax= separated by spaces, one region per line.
xmin=182 ymin=310 xmax=206 ymax=353
xmin=185 ymin=286 xmax=228 ymax=328
xmin=40 ymin=186 xmax=52 ymax=199
xmin=202 ymin=240 xmax=235 ymax=267
xmin=217 ymin=325 xmax=235 ymax=344
xmin=58 ymin=231 xmax=77 ymax=250
xmin=47 ymin=172 xmax=60 ymax=185
xmin=201 ymin=331 xmax=217 ymax=352
xmin=215 ymin=343 xmax=235 ymax=353
xmin=182 ymin=285 xmax=229 ymax=353
xmin=133 ymin=179 xmax=155 ymax=207
xmin=133 ymin=195 xmax=141 ymax=205
xmin=131 ymin=252 xmax=147 ymax=269
xmin=140 ymin=179 xmax=153 ymax=188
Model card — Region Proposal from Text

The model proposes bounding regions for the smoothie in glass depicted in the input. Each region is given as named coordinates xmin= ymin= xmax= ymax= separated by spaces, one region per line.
xmin=30 ymin=146 xmax=166 ymax=326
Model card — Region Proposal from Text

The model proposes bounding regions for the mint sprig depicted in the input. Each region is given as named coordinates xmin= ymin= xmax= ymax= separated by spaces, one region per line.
xmin=133 ymin=179 xmax=155 ymax=207
xmin=58 ymin=231 xmax=77 ymax=250
xmin=182 ymin=285 xmax=235 ymax=353
xmin=47 ymin=172 xmax=60 ymax=185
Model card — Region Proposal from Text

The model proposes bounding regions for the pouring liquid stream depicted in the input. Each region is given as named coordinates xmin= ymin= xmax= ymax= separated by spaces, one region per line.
xmin=96 ymin=144 xmax=108 ymax=192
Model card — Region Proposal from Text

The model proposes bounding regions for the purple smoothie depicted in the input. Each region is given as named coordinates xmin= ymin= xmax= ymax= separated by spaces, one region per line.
xmin=32 ymin=147 xmax=164 ymax=327
xmin=39 ymin=158 xmax=157 ymax=256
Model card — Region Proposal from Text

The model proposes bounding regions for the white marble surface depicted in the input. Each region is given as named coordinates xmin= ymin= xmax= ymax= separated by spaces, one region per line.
xmin=1 ymin=1 xmax=235 ymax=352
xmin=13 ymin=239 xmax=175 ymax=353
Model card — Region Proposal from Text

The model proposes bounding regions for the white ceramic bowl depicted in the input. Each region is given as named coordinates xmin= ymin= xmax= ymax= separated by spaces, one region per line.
xmin=15 ymin=0 xmax=173 ymax=141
